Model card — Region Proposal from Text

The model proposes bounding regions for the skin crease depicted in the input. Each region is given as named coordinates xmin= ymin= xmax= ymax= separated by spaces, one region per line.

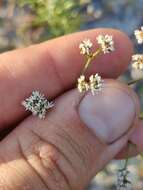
xmin=0 ymin=28 xmax=132 ymax=129
xmin=0 ymin=28 xmax=141 ymax=190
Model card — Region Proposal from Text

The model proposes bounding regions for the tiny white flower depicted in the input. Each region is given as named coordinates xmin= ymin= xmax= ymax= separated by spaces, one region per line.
xmin=116 ymin=169 xmax=131 ymax=190
xmin=22 ymin=91 xmax=54 ymax=119
xmin=96 ymin=34 xmax=115 ymax=54
xmin=132 ymin=54 xmax=143 ymax=70
xmin=89 ymin=73 xmax=103 ymax=95
xmin=79 ymin=39 xmax=93 ymax=55
xmin=77 ymin=75 xmax=89 ymax=93
xmin=134 ymin=26 xmax=143 ymax=44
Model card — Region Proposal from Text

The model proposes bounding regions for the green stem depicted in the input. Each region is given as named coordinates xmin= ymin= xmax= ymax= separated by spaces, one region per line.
xmin=123 ymin=157 xmax=129 ymax=170
xmin=128 ymin=142 xmax=143 ymax=160
xmin=140 ymin=153 xmax=143 ymax=158
xmin=81 ymin=48 xmax=101 ymax=75
xmin=81 ymin=57 xmax=92 ymax=75
xmin=92 ymin=48 xmax=101 ymax=58
xmin=129 ymin=142 xmax=143 ymax=160
xmin=128 ymin=77 xmax=143 ymax=85
xmin=122 ymin=142 xmax=132 ymax=170
xmin=139 ymin=112 xmax=143 ymax=119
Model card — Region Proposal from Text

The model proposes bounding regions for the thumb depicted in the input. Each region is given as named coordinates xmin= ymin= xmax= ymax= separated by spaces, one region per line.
xmin=79 ymin=79 xmax=139 ymax=144
xmin=0 ymin=80 xmax=139 ymax=190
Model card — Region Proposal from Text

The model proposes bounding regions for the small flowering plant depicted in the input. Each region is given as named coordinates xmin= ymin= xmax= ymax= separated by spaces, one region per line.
xmin=96 ymin=34 xmax=115 ymax=54
xmin=130 ymin=26 xmax=143 ymax=87
xmin=134 ymin=26 xmax=143 ymax=44
xmin=77 ymin=27 xmax=143 ymax=189
xmin=77 ymin=75 xmax=89 ymax=93
xmin=117 ymin=168 xmax=131 ymax=190
xmin=78 ymin=34 xmax=114 ymax=95
xmin=22 ymin=91 xmax=54 ymax=119
xmin=132 ymin=54 xmax=143 ymax=70
xmin=79 ymin=39 xmax=93 ymax=55
xmin=89 ymin=74 xmax=103 ymax=95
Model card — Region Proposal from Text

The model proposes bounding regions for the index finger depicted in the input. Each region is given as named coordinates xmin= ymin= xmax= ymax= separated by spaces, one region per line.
xmin=0 ymin=28 xmax=133 ymax=129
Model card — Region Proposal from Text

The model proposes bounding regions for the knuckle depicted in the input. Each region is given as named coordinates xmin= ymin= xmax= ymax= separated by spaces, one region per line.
xmin=44 ymin=124 xmax=92 ymax=189
xmin=18 ymin=117 xmax=95 ymax=190
xmin=37 ymin=142 xmax=70 ymax=190
xmin=19 ymin=131 xmax=72 ymax=190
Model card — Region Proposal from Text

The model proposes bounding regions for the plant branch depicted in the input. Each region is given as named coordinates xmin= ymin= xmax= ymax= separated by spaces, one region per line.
xmin=81 ymin=48 xmax=101 ymax=75
xmin=128 ymin=77 xmax=143 ymax=85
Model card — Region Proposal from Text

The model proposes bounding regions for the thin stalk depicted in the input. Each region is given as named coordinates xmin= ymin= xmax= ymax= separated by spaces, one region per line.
xmin=81 ymin=48 xmax=101 ymax=75
xmin=140 ymin=153 xmax=143 ymax=158
xmin=122 ymin=142 xmax=131 ymax=170
xmin=139 ymin=112 xmax=143 ymax=119
xmin=128 ymin=77 xmax=143 ymax=85
xmin=123 ymin=157 xmax=129 ymax=170
xmin=129 ymin=143 xmax=143 ymax=160
xmin=81 ymin=57 xmax=92 ymax=75
xmin=92 ymin=48 xmax=101 ymax=58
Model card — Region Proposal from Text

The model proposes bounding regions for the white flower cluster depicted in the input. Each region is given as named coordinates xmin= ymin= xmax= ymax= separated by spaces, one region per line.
xmin=79 ymin=35 xmax=115 ymax=56
xmin=134 ymin=26 xmax=143 ymax=44
xmin=77 ymin=75 xmax=89 ymax=93
xmin=96 ymin=34 xmax=115 ymax=54
xmin=132 ymin=54 xmax=143 ymax=70
xmin=77 ymin=73 xmax=103 ymax=95
xmin=22 ymin=91 xmax=54 ymax=119
xmin=89 ymin=74 xmax=102 ymax=95
xmin=131 ymin=26 xmax=143 ymax=77
xmin=79 ymin=39 xmax=93 ymax=55
xmin=116 ymin=169 xmax=131 ymax=190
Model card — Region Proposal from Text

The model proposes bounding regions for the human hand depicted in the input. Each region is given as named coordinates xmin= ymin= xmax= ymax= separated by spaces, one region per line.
xmin=0 ymin=28 xmax=140 ymax=190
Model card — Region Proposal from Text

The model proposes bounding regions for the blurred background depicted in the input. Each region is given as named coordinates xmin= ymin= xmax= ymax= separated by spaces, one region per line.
xmin=0 ymin=0 xmax=143 ymax=189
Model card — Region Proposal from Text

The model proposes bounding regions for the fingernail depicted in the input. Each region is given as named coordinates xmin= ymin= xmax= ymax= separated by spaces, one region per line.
xmin=78 ymin=83 xmax=136 ymax=144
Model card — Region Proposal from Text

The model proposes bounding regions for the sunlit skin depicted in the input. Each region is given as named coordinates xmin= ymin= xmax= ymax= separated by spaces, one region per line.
xmin=0 ymin=28 xmax=142 ymax=190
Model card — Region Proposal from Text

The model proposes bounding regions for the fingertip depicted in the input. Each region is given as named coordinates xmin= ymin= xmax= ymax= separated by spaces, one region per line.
xmin=33 ymin=28 xmax=133 ymax=81
xmin=113 ymin=29 xmax=133 ymax=76
xmin=78 ymin=79 xmax=139 ymax=144
xmin=85 ymin=28 xmax=133 ymax=78
xmin=0 ymin=28 xmax=134 ymax=131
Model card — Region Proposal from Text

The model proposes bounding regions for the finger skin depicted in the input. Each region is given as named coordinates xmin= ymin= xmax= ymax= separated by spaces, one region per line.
xmin=116 ymin=118 xmax=143 ymax=159
xmin=130 ymin=121 xmax=143 ymax=152
xmin=0 ymin=80 xmax=139 ymax=190
xmin=115 ymin=121 xmax=141 ymax=159
xmin=0 ymin=28 xmax=133 ymax=129
xmin=115 ymin=142 xmax=139 ymax=159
